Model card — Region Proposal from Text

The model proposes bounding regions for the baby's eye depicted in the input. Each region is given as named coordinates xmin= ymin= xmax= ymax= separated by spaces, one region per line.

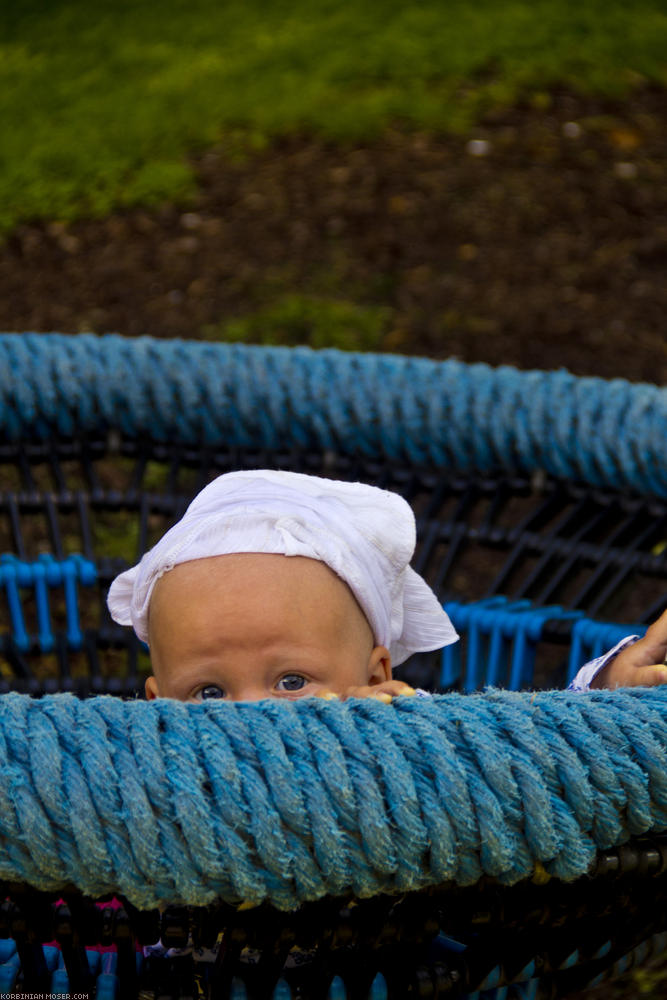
xmin=196 ymin=685 xmax=225 ymax=701
xmin=275 ymin=674 xmax=308 ymax=693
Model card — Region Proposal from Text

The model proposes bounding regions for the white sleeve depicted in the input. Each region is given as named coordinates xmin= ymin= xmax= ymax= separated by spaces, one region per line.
xmin=567 ymin=635 xmax=640 ymax=691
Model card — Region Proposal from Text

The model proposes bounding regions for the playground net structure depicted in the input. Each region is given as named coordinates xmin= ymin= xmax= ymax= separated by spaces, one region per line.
xmin=1 ymin=333 xmax=667 ymax=999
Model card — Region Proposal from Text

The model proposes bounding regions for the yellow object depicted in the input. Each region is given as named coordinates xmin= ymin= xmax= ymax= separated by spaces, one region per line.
xmin=532 ymin=861 xmax=551 ymax=885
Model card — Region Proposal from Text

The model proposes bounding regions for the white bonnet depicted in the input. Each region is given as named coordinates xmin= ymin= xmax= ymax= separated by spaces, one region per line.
xmin=106 ymin=469 xmax=458 ymax=665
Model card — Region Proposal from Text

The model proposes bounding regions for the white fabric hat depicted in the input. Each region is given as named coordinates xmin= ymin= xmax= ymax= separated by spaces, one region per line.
xmin=107 ymin=470 xmax=458 ymax=664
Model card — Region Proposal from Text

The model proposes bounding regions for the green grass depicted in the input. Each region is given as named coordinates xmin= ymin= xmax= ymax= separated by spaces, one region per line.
xmin=202 ymin=295 xmax=393 ymax=352
xmin=1 ymin=0 xmax=666 ymax=233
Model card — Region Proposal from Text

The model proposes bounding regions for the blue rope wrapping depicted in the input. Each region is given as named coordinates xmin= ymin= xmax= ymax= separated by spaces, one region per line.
xmin=0 ymin=554 xmax=97 ymax=652
xmin=1 ymin=687 xmax=666 ymax=912
xmin=442 ymin=599 xmax=586 ymax=692
xmin=2 ymin=333 xmax=667 ymax=496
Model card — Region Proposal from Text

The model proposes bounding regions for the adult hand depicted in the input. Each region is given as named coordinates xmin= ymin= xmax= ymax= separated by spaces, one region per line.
xmin=591 ymin=609 xmax=667 ymax=689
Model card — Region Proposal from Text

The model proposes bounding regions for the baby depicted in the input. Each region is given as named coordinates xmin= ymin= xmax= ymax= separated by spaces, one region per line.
xmin=108 ymin=470 xmax=667 ymax=701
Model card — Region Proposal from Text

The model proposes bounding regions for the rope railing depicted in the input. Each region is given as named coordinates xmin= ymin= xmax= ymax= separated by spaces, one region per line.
xmin=1 ymin=686 xmax=666 ymax=912
xmin=1 ymin=333 xmax=667 ymax=496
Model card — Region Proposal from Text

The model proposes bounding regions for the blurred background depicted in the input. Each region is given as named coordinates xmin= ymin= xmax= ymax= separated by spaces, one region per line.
xmin=1 ymin=0 xmax=666 ymax=382
xmin=1 ymin=2 xmax=667 ymax=994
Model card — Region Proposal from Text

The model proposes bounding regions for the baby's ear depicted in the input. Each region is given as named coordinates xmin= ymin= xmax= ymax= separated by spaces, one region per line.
xmin=145 ymin=675 xmax=159 ymax=700
xmin=367 ymin=646 xmax=392 ymax=686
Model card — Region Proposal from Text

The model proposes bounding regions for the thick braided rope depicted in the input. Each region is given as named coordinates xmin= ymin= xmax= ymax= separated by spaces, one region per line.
xmin=1 ymin=688 xmax=666 ymax=911
xmin=1 ymin=333 xmax=666 ymax=496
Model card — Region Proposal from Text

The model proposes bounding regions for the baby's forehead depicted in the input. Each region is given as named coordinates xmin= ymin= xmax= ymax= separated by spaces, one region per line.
xmin=148 ymin=553 xmax=374 ymax=646
xmin=150 ymin=553 xmax=366 ymax=617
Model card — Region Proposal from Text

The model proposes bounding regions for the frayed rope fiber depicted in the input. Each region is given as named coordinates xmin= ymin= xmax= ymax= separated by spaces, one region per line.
xmin=1 ymin=688 xmax=667 ymax=911
xmin=2 ymin=333 xmax=667 ymax=497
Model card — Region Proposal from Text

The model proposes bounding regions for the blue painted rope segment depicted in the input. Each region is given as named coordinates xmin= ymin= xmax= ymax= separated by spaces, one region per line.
xmin=47 ymin=946 xmax=129 ymax=999
xmin=0 ymin=688 xmax=666 ymax=911
xmin=0 ymin=949 xmax=20 ymax=993
xmin=2 ymin=333 xmax=667 ymax=496
xmin=442 ymin=599 xmax=584 ymax=691
xmin=0 ymin=554 xmax=97 ymax=652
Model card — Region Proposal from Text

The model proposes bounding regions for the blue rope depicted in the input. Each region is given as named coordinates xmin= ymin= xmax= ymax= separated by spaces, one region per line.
xmin=2 ymin=333 xmax=667 ymax=496
xmin=0 ymin=687 xmax=666 ymax=911
xmin=0 ymin=554 xmax=97 ymax=651
xmin=442 ymin=599 xmax=585 ymax=691
xmin=0 ymin=938 xmax=130 ymax=998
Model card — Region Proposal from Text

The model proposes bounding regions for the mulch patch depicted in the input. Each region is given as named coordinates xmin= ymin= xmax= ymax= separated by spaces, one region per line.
xmin=1 ymin=88 xmax=666 ymax=382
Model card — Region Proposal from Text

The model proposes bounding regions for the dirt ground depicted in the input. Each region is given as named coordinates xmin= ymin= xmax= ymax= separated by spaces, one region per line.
xmin=1 ymin=88 xmax=666 ymax=384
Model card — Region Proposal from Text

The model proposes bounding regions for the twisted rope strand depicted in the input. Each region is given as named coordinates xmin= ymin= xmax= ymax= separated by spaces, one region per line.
xmin=3 ymin=334 xmax=667 ymax=496
xmin=0 ymin=689 xmax=665 ymax=910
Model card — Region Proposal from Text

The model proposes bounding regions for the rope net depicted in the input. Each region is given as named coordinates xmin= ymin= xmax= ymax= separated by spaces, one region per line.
xmin=1 ymin=332 xmax=666 ymax=496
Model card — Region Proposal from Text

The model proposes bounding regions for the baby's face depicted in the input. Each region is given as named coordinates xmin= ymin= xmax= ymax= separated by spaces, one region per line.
xmin=145 ymin=553 xmax=390 ymax=702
